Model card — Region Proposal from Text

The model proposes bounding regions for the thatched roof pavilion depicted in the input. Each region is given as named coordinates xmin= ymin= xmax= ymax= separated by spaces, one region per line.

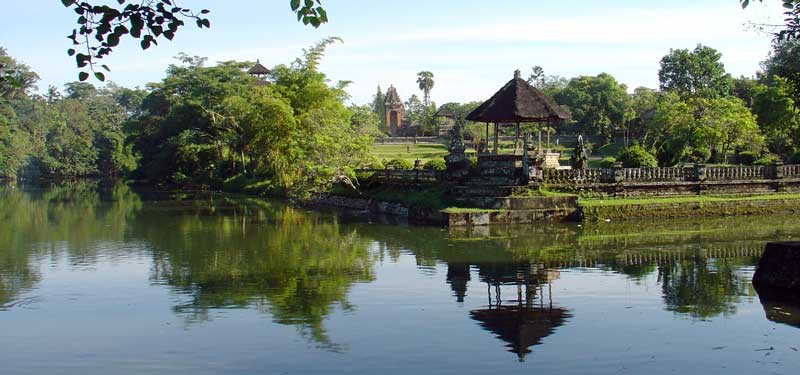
xmin=248 ymin=60 xmax=270 ymax=84
xmin=466 ymin=70 xmax=568 ymax=155
xmin=435 ymin=106 xmax=457 ymax=119
xmin=470 ymin=306 xmax=570 ymax=361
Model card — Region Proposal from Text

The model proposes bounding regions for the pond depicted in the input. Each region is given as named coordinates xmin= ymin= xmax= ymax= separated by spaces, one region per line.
xmin=1 ymin=183 xmax=799 ymax=374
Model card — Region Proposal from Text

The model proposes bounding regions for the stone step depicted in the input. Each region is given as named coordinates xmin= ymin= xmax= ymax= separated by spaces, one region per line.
xmin=452 ymin=196 xmax=578 ymax=210
xmin=464 ymin=176 xmax=522 ymax=186
xmin=450 ymin=185 xmax=527 ymax=197
xmin=476 ymin=167 xmax=518 ymax=177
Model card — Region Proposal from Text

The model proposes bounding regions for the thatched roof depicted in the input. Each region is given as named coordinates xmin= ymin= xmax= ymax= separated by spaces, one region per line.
xmin=466 ymin=70 xmax=569 ymax=123
xmin=470 ymin=306 xmax=570 ymax=360
xmin=435 ymin=106 xmax=456 ymax=119
xmin=247 ymin=60 xmax=270 ymax=75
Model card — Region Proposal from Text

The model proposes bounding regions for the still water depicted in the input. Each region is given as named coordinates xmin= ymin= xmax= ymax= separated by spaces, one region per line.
xmin=1 ymin=183 xmax=800 ymax=374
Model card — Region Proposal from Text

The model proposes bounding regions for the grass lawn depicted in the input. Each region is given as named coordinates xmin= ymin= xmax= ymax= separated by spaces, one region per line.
xmin=370 ymin=143 xmax=476 ymax=163
xmin=580 ymin=193 xmax=800 ymax=207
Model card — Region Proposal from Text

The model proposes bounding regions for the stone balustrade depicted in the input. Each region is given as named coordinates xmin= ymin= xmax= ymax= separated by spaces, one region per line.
xmin=358 ymin=169 xmax=444 ymax=184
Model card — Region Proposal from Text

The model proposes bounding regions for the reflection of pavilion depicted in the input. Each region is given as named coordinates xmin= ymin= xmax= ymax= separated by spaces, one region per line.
xmin=448 ymin=262 xmax=571 ymax=361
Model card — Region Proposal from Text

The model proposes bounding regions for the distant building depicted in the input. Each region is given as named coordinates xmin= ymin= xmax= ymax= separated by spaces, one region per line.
xmin=247 ymin=60 xmax=270 ymax=84
xmin=383 ymin=85 xmax=420 ymax=137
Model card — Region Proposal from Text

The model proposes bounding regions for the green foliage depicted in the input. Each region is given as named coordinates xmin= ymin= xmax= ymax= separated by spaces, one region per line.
xmin=658 ymin=44 xmax=733 ymax=99
xmin=385 ymin=158 xmax=414 ymax=170
xmin=737 ymin=151 xmax=757 ymax=165
xmin=423 ymin=158 xmax=446 ymax=171
xmin=642 ymin=92 xmax=763 ymax=166
xmin=617 ymin=145 xmax=658 ymax=168
xmin=554 ymin=73 xmax=633 ymax=143
xmin=792 ymin=149 xmax=800 ymax=163
xmin=125 ymin=39 xmax=369 ymax=197
xmin=754 ymin=153 xmax=781 ymax=165
xmin=416 ymin=71 xmax=435 ymax=106
xmin=599 ymin=156 xmax=617 ymax=168
xmin=752 ymin=76 xmax=799 ymax=155
xmin=350 ymin=104 xmax=385 ymax=138
xmin=687 ymin=147 xmax=712 ymax=163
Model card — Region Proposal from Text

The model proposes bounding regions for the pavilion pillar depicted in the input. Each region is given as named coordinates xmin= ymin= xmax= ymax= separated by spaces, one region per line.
xmin=537 ymin=124 xmax=542 ymax=155
xmin=485 ymin=122 xmax=489 ymax=154
xmin=493 ymin=122 xmax=499 ymax=155
xmin=513 ymin=123 xmax=520 ymax=154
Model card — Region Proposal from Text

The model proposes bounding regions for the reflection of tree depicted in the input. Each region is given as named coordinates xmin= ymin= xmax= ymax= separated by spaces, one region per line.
xmin=658 ymin=258 xmax=751 ymax=318
xmin=138 ymin=199 xmax=376 ymax=349
xmin=0 ymin=182 xmax=141 ymax=307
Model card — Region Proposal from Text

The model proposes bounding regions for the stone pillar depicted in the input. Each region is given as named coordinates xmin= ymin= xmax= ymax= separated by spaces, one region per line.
xmin=612 ymin=162 xmax=625 ymax=183
xmin=772 ymin=161 xmax=784 ymax=179
xmin=694 ymin=163 xmax=707 ymax=182
xmin=772 ymin=161 xmax=785 ymax=192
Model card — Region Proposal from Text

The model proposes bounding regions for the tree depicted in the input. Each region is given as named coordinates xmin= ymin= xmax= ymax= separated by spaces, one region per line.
xmin=64 ymin=81 xmax=98 ymax=100
xmin=371 ymin=85 xmax=386 ymax=130
xmin=0 ymin=47 xmax=38 ymax=100
xmin=61 ymin=1 xmax=328 ymax=81
xmin=697 ymin=97 xmax=762 ymax=163
xmin=741 ymin=0 xmax=800 ymax=42
xmin=527 ymin=65 xmax=569 ymax=97
xmin=416 ymin=71 xmax=435 ymax=106
xmin=761 ymin=39 xmax=800 ymax=102
xmin=554 ymin=73 xmax=633 ymax=143
xmin=627 ymin=87 xmax=658 ymax=142
xmin=642 ymin=92 xmax=698 ymax=166
xmin=732 ymin=76 xmax=758 ymax=108
xmin=752 ymin=76 xmax=800 ymax=154
xmin=658 ymin=44 xmax=733 ymax=99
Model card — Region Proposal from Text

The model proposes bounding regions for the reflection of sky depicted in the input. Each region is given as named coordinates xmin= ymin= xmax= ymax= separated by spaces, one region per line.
xmin=2 ymin=244 xmax=799 ymax=375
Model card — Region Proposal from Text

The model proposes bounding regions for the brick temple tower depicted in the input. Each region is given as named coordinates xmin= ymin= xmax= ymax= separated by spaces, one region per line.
xmin=384 ymin=85 xmax=405 ymax=136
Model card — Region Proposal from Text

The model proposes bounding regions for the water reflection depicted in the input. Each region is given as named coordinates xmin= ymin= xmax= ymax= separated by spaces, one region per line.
xmin=133 ymin=197 xmax=376 ymax=349
xmin=0 ymin=182 xmax=141 ymax=308
xmin=469 ymin=264 xmax=569 ymax=361
xmin=3 ymin=184 xmax=800 ymax=362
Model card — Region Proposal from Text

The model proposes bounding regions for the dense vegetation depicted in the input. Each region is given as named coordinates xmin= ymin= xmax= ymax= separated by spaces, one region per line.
xmin=1 ymin=40 xmax=380 ymax=198
xmin=402 ymin=42 xmax=800 ymax=167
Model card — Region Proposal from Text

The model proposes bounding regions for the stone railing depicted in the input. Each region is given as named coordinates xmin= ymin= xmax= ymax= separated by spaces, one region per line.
xmin=781 ymin=164 xmax=800 ymax=178
xmin=358 ymin=169 xmax=444 ymax=184
xmin=541 ymin=162 xmax=797 ymax=185
xmin=542 ymin=168 xmax=607 ymax=184
xmin=705 ymin=165 xmax=769 ymax=180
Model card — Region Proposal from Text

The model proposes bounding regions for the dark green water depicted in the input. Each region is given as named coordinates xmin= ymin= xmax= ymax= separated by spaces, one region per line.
xmin=2 ymin=183 xmax=800 ymax=374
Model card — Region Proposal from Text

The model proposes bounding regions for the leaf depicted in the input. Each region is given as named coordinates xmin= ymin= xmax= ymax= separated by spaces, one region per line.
xmin=291 ymin=0 xmax=301 ymax=11
xmin=101 ymin=64 xmax=110 ymax=72
xmin=67 ymin=48 xmax=76 ymax=56
xmin=61 ymin=0 xmax=76 ymax=6
xmin=79 ymin=71 xmax=89 ymax=81
xmin=94 ymin=72 xmax=105 ymax=81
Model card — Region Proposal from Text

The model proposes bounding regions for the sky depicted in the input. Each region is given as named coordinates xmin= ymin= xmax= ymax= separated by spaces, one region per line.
xmin=0 ymin=0 xmax=788 ymax=105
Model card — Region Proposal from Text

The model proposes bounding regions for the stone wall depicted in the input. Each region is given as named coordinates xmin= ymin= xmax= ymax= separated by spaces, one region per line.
xmin=541 ymin=163 xmax=800 ymax=196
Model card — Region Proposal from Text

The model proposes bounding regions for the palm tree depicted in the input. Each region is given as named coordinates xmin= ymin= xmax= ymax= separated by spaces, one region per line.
xmin=416 ymin=71 xmax=435 ymax=106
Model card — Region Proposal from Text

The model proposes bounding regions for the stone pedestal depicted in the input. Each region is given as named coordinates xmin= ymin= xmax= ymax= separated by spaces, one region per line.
xmin=753 ymin=242 xmax=800 ymax=291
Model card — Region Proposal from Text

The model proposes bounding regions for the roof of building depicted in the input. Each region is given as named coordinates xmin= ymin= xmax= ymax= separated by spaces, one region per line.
xmin=466 ymin=70 xmax=569 ymax=123
xmin=247 ymin=60 xmax=270 ymax=75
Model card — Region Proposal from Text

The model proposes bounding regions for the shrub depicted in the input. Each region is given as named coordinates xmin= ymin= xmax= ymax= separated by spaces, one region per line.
xmin=791 ymin=149 xmax=800 ymax=164
xmin=687 ymin=147 xmax=711 ymax=163
xmin=754 ymin=153 xmax=781 ymax=165
xmin=616 ymin=145 xmax=658 ymax=168
xmin=737 ymin=151 xmax=757 ymax=165
xmin=367 ymin=158 xmax=384 ymax=170
xmin=598 ymin=156 xmax=617 ymax=168
xmin=468 ymin=156 xmax=478 ymax=169
xmin=423 ymin=158 xmax=446 ymax=171
xmin=385 ymin=158 xmax=414 ymax=170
